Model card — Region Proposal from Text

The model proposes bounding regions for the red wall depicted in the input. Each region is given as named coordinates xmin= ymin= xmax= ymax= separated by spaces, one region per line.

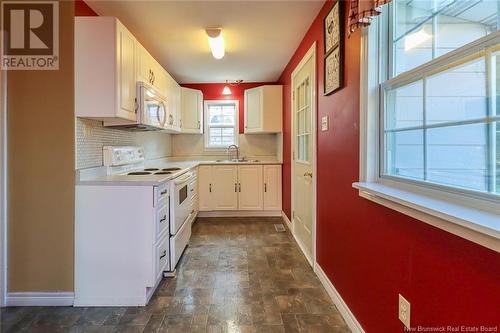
xmin=278 ymin=1 xmax=500 ymax=332
xmin=74 ymin=0 xmax=98 ymax=16
xmin=181 ymin=83 xmax=275 ymax=134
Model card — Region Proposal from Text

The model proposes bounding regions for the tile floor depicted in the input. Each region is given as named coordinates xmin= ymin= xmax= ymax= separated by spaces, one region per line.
xmin=0 ymin=217 xmax=350 ymax=333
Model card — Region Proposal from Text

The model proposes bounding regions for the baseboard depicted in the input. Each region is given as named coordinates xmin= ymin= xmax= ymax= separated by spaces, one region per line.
xmin=314 ymin=264 xmax=365 ymax=333
xmin=198 ymin=210 xmax=282 ymax=217
xmin=7 ymin=292 xmax=74 ymax=306
xmin=281 ymin=211 xmax=292 ymax=231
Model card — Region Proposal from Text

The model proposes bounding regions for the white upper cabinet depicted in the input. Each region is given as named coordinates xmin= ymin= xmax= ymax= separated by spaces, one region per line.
xmin=244 ymin=85 xmax=283 ymax=134
xmin=137 ymin=44 xmax=168 ymax=95
xmin=238 ymin=165 xmax=263 ymax=210
xmin=181 ymin=87 xmax=203 ymax=134
xmin=75 ymin=17 xmax=182 ymax=133
xmin=164 ymin=73 xmax=181 ymax=132
xmin=75 ymin=17 xmax=137 ymax=122
xmin=263 ymin=165 xmax=282 ymax=211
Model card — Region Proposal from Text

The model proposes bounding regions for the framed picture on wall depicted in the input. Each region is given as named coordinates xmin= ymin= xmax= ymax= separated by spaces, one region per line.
xmin=323 ymin=0 xmax=344 ymax=95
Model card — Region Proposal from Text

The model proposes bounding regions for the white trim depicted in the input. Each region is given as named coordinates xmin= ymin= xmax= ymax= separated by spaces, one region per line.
xmin=314 ymin=264 xmax=365 ymax=333
xmin=0 ymin=46 xmax=7 ymax=307
xmin=358 ymin=13 xmax=500 ymax=250
xmin=203 ymin=99 xmax=239 ymax=150
xmin=290 ymin=42 xmax=317 ymax=268
xmin=7 ymin=292 xmax=75 ymax=307
xmin=197 ymin=210 xmax=282 ymax=218
xmin=354 ymin=182 xmax=500 ymax=252
xmin=281 ymin=211 xmax=292 ymax=231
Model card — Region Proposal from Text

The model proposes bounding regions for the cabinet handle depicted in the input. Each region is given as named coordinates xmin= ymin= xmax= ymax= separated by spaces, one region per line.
xmin=209 ymin=184 xmax=212 ymax=193
xmin=149 ymin=69 xmax=153 ymax=84
xmin=197 ymin=121 xmax=201 ymax=129
xmin=134 ymin=98 xmax=138 ymax=114
xmin=180 ymin=119 xmax=182 ymax=128
xmin=160 ymin=190 xmax=167 ymax=196
xmin=160 ymin=215 xmax=167 ymax=223
xmin=264 ymin=183 xmax=267 ymax=192
xmin=234 ymin=183 xmax=237 ymax=192
xmin=239 ymin=183 xmax=241 ymax=192
xmin=159 ymin=250 xmax=167 ymax=260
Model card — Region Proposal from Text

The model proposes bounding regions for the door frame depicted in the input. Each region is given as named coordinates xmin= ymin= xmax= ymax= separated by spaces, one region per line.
xmin=290 ymin=42 xmax=317 ymax=267
xmin=0 ymin=56 xmax=7 ymax=307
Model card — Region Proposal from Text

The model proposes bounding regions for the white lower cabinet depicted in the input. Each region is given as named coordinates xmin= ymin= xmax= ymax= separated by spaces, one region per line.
xmin=75 ymin=183 xmax=170 ymax=306
xmin=263 ymin=165 xmax=282 ymax=211
xmin=238 ymin=165 xmax=263 ymax=210
xmin=198 ymin=166 xmax=212 ymax=211
xmin=198 ymin=164 xmax=281 ymax=212
xmin=212 ymin=165 xmax=239 ymax=210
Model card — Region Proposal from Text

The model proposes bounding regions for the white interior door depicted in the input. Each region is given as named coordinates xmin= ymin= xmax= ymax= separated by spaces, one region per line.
xmin=292 ymin=44 xmax=315 ymax=264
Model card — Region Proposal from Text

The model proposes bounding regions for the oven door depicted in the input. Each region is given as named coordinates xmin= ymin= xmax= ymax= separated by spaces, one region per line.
xmin=171 ymin=172 xmax=194 ymax=235
xmin=140 ymin=85 xmax=167 ymax=129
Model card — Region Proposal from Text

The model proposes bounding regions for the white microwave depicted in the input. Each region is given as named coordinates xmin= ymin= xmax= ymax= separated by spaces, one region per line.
xmin=107 ymin=82 xmax=167 ymax=131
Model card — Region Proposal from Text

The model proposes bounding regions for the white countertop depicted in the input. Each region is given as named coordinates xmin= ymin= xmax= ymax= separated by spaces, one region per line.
xmin=77 ymin=159 xmax=282 ymax=186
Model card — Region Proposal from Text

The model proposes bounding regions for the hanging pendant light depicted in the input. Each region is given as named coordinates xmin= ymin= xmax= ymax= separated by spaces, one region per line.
xmin=222 ymin=84 xmax=232 ymax=95
xmin=221 ymin=80 xmax=243 ymax=95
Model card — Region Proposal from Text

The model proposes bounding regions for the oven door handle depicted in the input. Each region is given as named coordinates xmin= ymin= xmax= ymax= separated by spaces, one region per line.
xmin=174 ymin=173 xmax=193 ymax=185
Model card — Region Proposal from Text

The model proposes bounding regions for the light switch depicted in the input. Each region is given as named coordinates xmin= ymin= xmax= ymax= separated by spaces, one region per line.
xmin=321 ymin=115 xmax=329 ymax=131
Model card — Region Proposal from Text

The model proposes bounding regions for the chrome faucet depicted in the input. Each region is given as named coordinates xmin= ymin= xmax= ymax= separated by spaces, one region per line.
xmin=227 ymin=145 xmax=239 ymax=161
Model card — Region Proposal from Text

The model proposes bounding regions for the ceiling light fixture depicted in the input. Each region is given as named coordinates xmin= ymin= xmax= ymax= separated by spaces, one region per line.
xmin=206 ymin=28 xmax=225 ymax=60
xmin=221 ymin=80 xmax=243 ymax=96
xmin=222 ymin=85 xmax=232 ymax=95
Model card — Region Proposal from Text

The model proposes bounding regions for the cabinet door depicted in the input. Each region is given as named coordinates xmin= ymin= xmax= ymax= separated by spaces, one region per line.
xmin=117 ymin=21 xmax=136 ymax=118
xmin=244 ymin=87 xmax=262 ymax=132
xmin=238 ymin=165 xmax=263 ymax=211
xmin=181 ymin=88 xmax=203 ymax=133
xmin=263 ymin=165 xmax=282 ymax=211
xmin=198 ymin=166 xmax=212 ymax=211
xmin=136 ymin=44 xmax=151 ymax=85
xmin=212 ymin=166 xmax=238 ymax=210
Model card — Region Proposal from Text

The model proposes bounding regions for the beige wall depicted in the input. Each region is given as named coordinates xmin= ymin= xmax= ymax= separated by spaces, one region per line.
xmin=7 ymin=0 xmax=74 ymax=292
xmin=172 ymin=134 xmax=279 ymax=158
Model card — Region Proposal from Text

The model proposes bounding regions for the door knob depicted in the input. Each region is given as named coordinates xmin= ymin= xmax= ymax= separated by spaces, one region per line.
xmin=303 ymin=172 xmax=313 ymax=178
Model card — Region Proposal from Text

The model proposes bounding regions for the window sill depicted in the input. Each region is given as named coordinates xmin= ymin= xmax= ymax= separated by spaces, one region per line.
xmin=352 ymin=182 xmax=500 ymax=252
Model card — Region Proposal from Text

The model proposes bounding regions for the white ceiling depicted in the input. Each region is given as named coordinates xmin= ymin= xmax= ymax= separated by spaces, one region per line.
xmin=86 ymin=0 xmax=324 ymax=83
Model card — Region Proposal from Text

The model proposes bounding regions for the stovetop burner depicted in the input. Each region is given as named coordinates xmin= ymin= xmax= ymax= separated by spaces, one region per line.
xmin=162 ymin=167 xmax=182 ymax=171
xmin=154 ymin=171 xmax=172 ymax=175
xmin=128 ymin=171 xmax=152 ymax=175
xmin=144 ymin=168 xmax=159 ymax=171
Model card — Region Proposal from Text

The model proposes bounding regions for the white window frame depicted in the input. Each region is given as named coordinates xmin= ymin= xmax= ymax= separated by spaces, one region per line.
xmin=356 ymin=10 xmax=500 ymax=253
xmin=203 ymin=100 xmax=239 ymax=151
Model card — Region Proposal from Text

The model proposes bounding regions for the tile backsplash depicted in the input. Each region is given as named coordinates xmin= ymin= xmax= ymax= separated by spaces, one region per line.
xmin=76 ymin=118 xmax=172 ymax=169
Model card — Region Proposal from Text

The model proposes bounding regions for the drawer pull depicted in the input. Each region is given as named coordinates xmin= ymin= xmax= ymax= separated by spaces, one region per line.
xmin=191 ymin=209 xmax=195 ymax=214
xmin=159 ymin=250 xmax=167 ymax=260
xmin=160 ymin=190 xmax=167 ymax=196
xmin=160 ymin=215 xmax=167 ymax=223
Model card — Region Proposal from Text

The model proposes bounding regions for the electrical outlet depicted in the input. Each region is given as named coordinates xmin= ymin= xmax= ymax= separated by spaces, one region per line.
xmin=398 ymin=294 xmax=411 ymax=329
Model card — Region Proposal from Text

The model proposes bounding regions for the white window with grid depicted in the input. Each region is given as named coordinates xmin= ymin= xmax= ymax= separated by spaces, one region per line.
xmin=356 ymin=0 xmax=500 ymax=251
xmin=204 ymin=100 xmax=239 ymax=149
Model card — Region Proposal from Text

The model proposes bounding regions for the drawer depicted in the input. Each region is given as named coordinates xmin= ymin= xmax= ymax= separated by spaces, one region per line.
xmin=156 ymin=203 xmax=169 ymax=239
xmin=154 ymin=183 xmax=169 ymax=207
xmin=155 ymin=233 xmax=169 ymax=281
xmin=170 ymin=216 xmax=192 ymax=271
